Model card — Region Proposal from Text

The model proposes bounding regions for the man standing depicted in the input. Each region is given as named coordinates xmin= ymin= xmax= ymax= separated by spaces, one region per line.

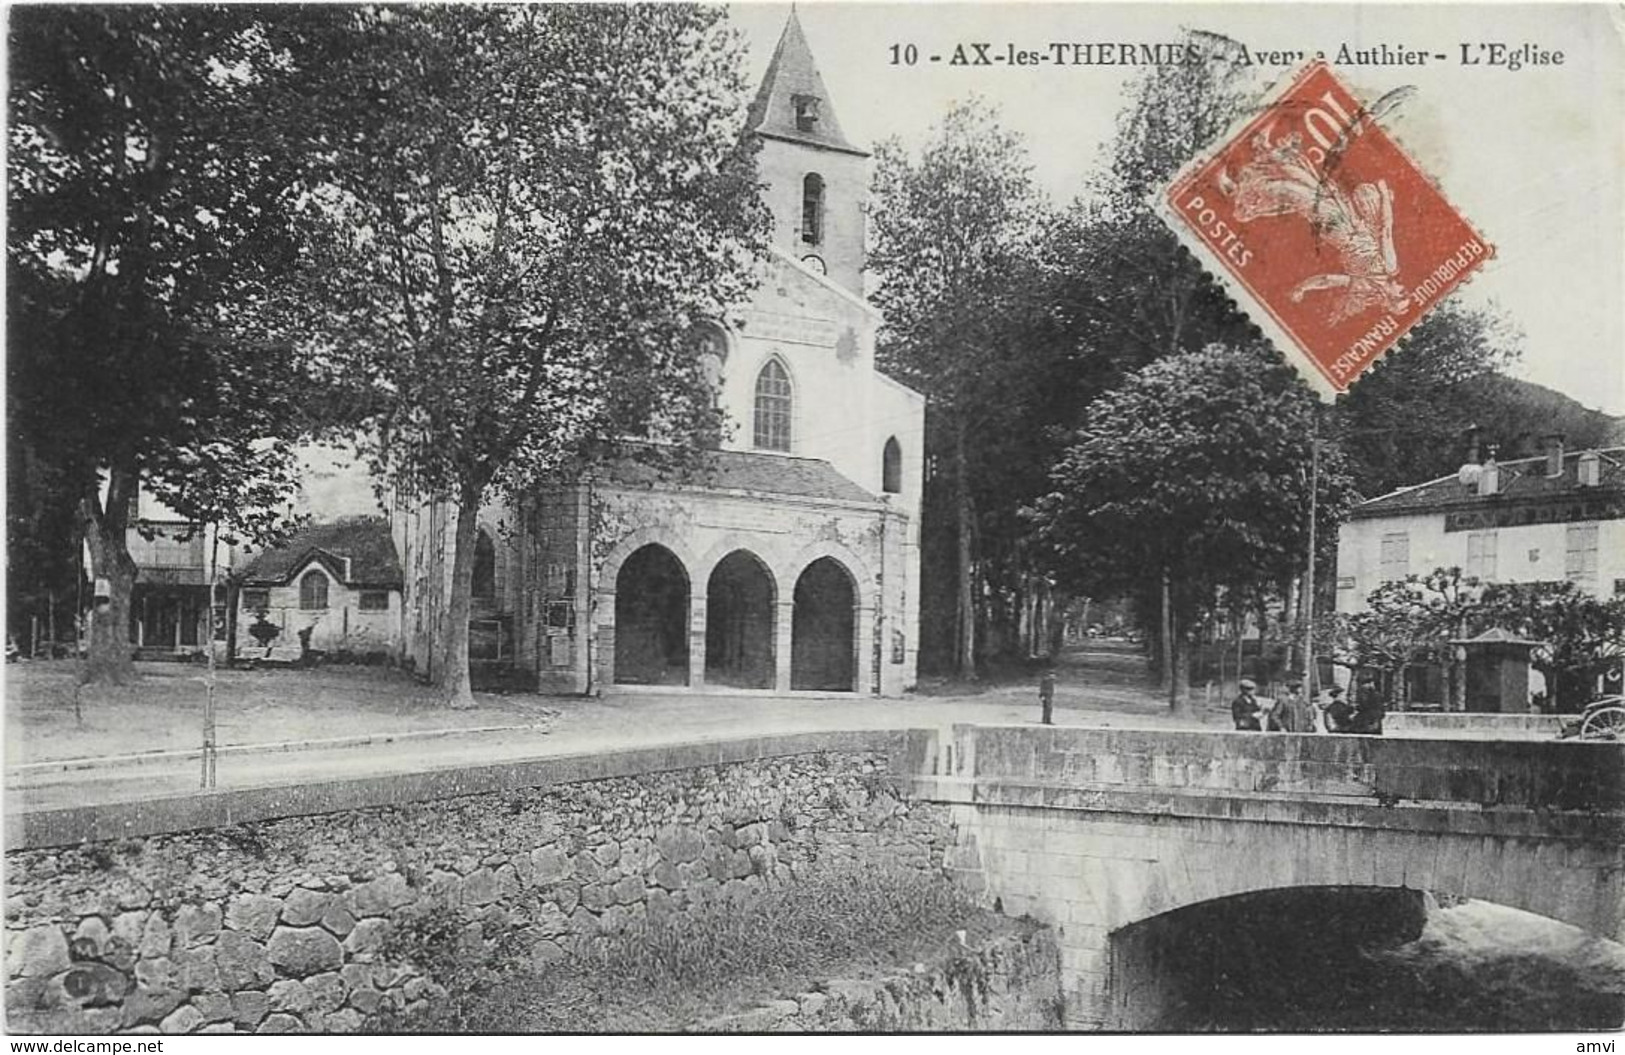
xmin=1275 ymin=675 xmax=1317 ymax=733
xmin=1348 ymin=673 xmax=1386 ymax=734
xmin=1231 ymin=678 xmax=1263 ymax=731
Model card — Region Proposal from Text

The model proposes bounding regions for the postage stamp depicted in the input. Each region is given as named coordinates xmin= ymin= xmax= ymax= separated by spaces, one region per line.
xmin=1157 ymin=60 xmax=1494 ymax=400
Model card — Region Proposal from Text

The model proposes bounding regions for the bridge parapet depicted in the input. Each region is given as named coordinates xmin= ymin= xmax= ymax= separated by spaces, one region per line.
xmin=911 ymin=724 xmax=1625 ymax=1026
xmin=930 ymin=724 xmax=1624 ymax=815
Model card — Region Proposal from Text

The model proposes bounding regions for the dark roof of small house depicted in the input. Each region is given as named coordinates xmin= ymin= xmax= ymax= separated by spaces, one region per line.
xmin=240 ymin=517 xmax=402 ymax=589
xmin=1350 ymin=447 xmax=1625 ymax=520
xmin=743 ymin=9 xmax=866 ymax=158
xmin=1448 ymin=627 xmax=1544 ymax=647
xmin=603 ymin=449 xmax=877 ymax=505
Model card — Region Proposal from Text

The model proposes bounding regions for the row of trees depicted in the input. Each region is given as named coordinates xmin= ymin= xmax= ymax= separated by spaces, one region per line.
xmin=1326 ymin=569 xmax=1625 ymax=712
xmin=864 ymin=48 xmax=1601 ymax=712
xmin=9 ymin=5 xmax=769 ymax=703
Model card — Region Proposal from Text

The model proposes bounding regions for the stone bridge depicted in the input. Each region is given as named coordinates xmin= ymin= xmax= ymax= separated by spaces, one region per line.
xmin=909 ymin=725 xmax=1625 ymax=1030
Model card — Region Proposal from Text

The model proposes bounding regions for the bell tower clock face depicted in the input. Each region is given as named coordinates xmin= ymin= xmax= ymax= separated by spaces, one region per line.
xmin=800 ymin=254 xmax=827 ymax=276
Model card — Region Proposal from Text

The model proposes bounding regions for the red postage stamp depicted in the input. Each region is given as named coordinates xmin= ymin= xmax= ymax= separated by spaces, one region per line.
xmin=1157 ymin=60 xmax=1493 ymax=400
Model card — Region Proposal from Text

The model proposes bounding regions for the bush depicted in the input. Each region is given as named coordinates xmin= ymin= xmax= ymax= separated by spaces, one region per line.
xmin=380 ymin=859 xmax=984 ymax=1032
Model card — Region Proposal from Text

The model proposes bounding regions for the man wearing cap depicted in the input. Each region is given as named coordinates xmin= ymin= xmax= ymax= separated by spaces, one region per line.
xmin=1231 ymin=678 xmax=1263 ymax=731
xmin=1275 ymin=675 xmax=1317 ymax=733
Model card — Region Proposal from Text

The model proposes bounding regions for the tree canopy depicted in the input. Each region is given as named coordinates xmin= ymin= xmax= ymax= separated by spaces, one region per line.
xmin=264 ymin=4 xmax=769 ymax=704
xmin=8 ymin=5 xmax=316 ymax=680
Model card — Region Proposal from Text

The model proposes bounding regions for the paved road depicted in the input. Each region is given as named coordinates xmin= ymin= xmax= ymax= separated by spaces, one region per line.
xmin=5 ymin=663 xmax=1214 ymax=813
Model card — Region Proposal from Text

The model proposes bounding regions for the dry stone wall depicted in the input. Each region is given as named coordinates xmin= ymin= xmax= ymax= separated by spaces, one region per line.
xmin=6 ymin=750 xmax=953 ymax=1034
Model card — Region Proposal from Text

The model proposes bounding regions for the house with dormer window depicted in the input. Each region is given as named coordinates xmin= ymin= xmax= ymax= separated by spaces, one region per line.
xmin=237 ymin=517 xmax=403 ymax=661
xmin=1336 ymin=438 xmax=1625 ymax=612
xmin=392 ymin=10 xmax=926 ymax=696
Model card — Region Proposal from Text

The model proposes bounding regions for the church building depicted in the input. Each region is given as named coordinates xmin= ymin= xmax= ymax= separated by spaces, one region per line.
xmin=392 ymin=11 xmax=925 ymax=697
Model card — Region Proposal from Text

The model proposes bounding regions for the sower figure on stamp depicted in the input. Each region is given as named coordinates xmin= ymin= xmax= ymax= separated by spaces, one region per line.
xmin=1039 ymin=668 xmax=1056 ymax=726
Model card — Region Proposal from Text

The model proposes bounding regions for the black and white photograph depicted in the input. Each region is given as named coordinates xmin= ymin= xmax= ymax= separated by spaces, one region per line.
xmin=5 ymin=0 xmax=1623 ymax=1040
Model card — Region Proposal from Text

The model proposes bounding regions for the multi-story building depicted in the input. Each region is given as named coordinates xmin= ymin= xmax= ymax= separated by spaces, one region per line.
xmin=394 ymin=10 xmax=926 ymax=696
xmin=1336 ymin=439 xmax=1625 ymax=612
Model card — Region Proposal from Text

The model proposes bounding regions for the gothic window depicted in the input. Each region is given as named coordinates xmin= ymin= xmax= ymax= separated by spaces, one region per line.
xmin=691 ymin=322 xmax=728 ymax=403
xmin=473 ymin=529 xmax=497 ymax=600
xmin=754 ymin=359 xmax=792 ymax=452
xmin=882 ymin=437 xmax=902 ymax=494
xmin=299 ymin=570 xmax=329 ymax=610
xmin=802 ymin=173 xmax=824 ymax=245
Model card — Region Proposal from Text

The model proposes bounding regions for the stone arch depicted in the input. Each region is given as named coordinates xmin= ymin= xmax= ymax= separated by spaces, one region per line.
xmin=704 ymin=549 xmax=777 ymax=689
xmin=1083 ymin=821 xmax=1612 ymax=942
xmin=783 ymin=540 xmax=875 ymax=609
xmin=598 ymin=529 xmax=701 ymax=607
xmin=611 ymin=543 xmax=690 ymax=686
xmin=790 ymin=556 xmax=859 ymax=692
xmin=472 ymin=528 xmax=497 ymax=601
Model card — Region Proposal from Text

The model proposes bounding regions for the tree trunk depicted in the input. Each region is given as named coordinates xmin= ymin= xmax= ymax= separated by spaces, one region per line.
xmin=954 ymin=418 xmax=977 ymax=680
xmin=225 ymin=576 xmax=241 ymax=664
xmin=1160 ymin=570 xmax=1174 ymax=695
xmin=79 ymin=471 xmax=139 ymax=685
xmin=436 ymin=480 xmax=483 ymax=709
xmin=1171 ymin=622 xmax=1193 ymax=719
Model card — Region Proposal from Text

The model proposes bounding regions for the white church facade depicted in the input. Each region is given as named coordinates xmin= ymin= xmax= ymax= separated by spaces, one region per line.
xmin=392 ymin=12 xmax=925 ymax=697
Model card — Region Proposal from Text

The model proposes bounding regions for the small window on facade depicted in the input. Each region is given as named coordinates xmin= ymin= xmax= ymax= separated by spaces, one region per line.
xmin=801 ymin=173 xmax=824 ymax=246
xmin=241 ymin=589 xmax=270 ymax=612
xmin=473 ymin=529 xmax=496 ymax=599
xmin=1378 ymin=533 xmax=1410 ymax=583
xmin=359 ymin=590 xmax=389 ymax=611
xmin=753 ymin=359 xmax=792 ymax=452
xmin=1565 ymin=524 xmax=1599 ymax=584
xmin=882 ymin=437 xmax=902 ymax=494
xmin=1465 ymin=531 xmax=1497 ymax=582
xmin=299 ymin=570 xmax=329 ymax=610
xmin=792 ymin=94 xmax=820 ymax=133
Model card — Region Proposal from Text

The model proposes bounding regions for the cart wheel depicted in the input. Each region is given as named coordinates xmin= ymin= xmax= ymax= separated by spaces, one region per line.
xmin=1579 ymin=706 xmax=1625 ymax=741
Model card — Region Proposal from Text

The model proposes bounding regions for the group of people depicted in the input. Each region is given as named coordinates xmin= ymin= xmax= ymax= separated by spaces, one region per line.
xmin=1231 ymin=673 xmax=1385 ymax=735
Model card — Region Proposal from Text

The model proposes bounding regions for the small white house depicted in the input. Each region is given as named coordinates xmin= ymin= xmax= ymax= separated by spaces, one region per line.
xmin=237 ymin=517 xmax=403 ymax=660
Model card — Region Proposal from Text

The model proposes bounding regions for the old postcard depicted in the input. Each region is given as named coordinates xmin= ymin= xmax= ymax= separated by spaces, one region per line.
xmin=6 ymin=2 xmax=1622 ymax=1043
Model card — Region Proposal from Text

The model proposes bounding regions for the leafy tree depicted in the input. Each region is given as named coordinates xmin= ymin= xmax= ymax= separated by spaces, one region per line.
xmin=8 ymin=7 xmax=315 ymax=684
xmin=1475 ymin=581 xmax=1625 ymax=711
xmin=1332 ymin=304 xmax=1521 ymax=498
xmin=1332 ymin=568 xmax=1483 ymax=704
xmin=1028 ymin=343 xmax=1353 ymax=714
xmin=869 ymin=100 xmax=1049 ymax=676
xmin=272 ymin=5 xmax=768 ymax=706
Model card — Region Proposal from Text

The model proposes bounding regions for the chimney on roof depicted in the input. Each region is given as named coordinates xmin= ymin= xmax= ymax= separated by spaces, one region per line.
xmin=1456 ymin=425 xmax=1484 ymax=490
xmin=342 ymin=556 xmax=353 ymax=583
xmin=1477 ymin=446 xmax=1500 ymax=497
xmin=1543 ymin=434 xmax=1565 ymax=477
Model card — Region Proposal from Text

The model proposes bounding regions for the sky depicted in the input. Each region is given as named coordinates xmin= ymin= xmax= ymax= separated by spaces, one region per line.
xmin=729 ymin=2 xmax=1625 ymax=414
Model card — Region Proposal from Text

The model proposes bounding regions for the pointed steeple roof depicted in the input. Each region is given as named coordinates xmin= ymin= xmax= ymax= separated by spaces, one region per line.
xmin=744 ymin=8 xmax=867 ymax=157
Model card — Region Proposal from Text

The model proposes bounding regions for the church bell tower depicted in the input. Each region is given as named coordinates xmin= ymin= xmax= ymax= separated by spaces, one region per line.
xmin=744 ymin=10 xmax=869 ymax=296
